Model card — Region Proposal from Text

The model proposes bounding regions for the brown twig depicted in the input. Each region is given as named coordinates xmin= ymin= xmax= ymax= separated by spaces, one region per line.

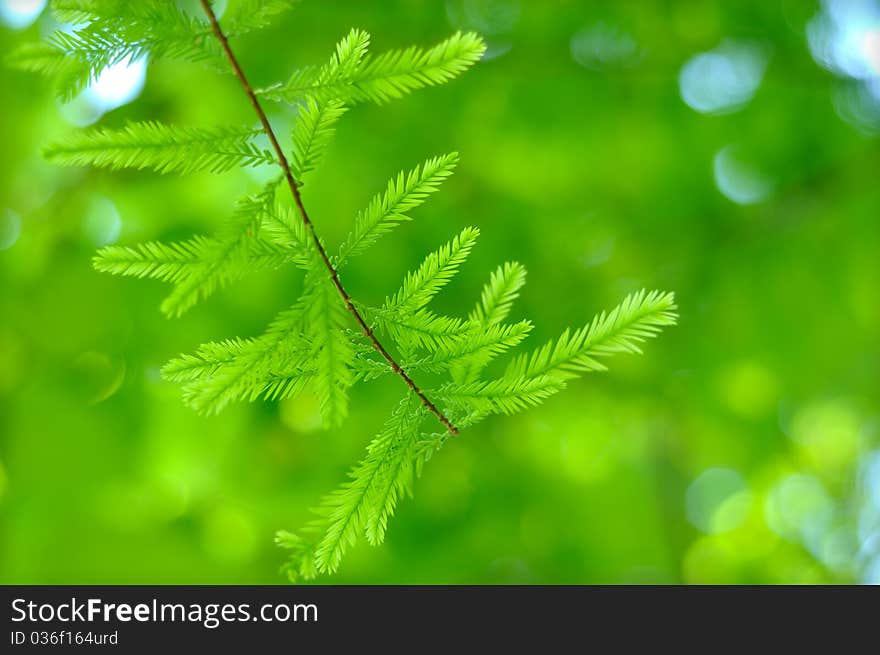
xmin=199 ymin=0 xmax=458 ymax=435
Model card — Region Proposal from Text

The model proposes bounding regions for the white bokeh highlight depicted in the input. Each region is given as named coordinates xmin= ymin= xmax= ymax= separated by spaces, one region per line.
xmin=808 ymin=0 xmax=880 ymax=132
xmin=86 ymin=56 xmax=148 ymax=112
xmin=0 ymin=0 xmax=46 ymax=30
xmin=712 ymin=145 xmax=774 ymax=205
xmin=808 ymin=0 xmax=880 ymax=81
xmin=60 ymin=56 xmax=149 ymax=127
xmin=679 ymin=41 xmax=768 ymax=114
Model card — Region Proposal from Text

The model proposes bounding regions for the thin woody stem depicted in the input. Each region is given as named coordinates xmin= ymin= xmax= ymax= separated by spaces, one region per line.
xmin=198 ymin=0 xmax=458 ymax=435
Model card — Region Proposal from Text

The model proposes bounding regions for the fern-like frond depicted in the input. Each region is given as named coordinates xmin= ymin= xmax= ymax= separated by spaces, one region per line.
xmin=56 ymin=1 xmax=219 ymax=62
xmin=222 ymin=0 xmax=300 ymax=36
xmin=351 ymin=352 xmax=393 ymax=382
xmin=168 ymin=302 xmax=313 ymax=414
xmin=46 ymin=27 xmax=139 ymax=69
xmin=305 ymin=273 xmax=355 ymax=428
xmin=260 ymin=203 xmax=312 ymax=265
xmin=438 ymin=290 xmax=678 ymax=418
xmin=374 ymin=309 xmax=471 ymax=352
xmin=383 ymin=227 xmax=479 ymax=315
xmin=349 ymin=31 xmax=487 ymax=104
xmin=22 ymin=4 xmax=678 ymax=585
xmin=289 ymin=99 xmax=347 ymax=182
xmin=337 ymin=153 xmax=459 ymax=265
xmin=276 ymin=529 xmax=320 ymax=583
xmin=20 ymin=1 xmax=224 ymax=99
xmin=93 ymin=236 xmax=214 ymax=284
xmin=5 ymin=42 xmax=92 ymax=102
xmin=159 ymin=214 xmax=258 ymax=317
xmin=93 ymin=236 xmax=288 ymax=285
xmin=407 ymin=320 xmax=533 ymax=374
xmin=259 ymin=28 xmax=370 ymax=105
xmin=305 ymin=397 xmax=427 ymax=575
xmin=44 ymin=122 xmax=274 ymax=175
xmin=471 ymin=262 xmax=527 ymax=327
xmin=161 ymin=337 xmax=254 ymax=384
xmin=90 ymin=180 xmax=290 ymax=322
xmin=505 ymin=289 xmax=678 ymax=380
xmin=51 ymin=0 xmax=123 ymax=23
xmin=158 ymin=185 xmax=287 ymax=317
xmin=315 ymin=27 xmax=373 ymax=90
xmin=260 ymin=31 xmax=486 ymax=106
xmin=452 ymin=261 xmax=529 ymax=383
xmin=439 ymin=373 xmax=566 ymax=417
xmin=437 ymin=375 xmax=565 ymax=415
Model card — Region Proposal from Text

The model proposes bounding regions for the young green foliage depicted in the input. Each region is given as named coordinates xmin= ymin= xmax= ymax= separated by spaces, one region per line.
xmin=289 ymin=99 xmax=348 ymax=183
xmin=259 ymin=30 xmax=487 ymax=105
xmin=21 ymin=2 xmax=678 ymax=582
xmin=7 ymin=0 xmax=300 ymax=100
xmin=93 ymin=177 xmax=295 ymax=318
xmin=472 ymin=262 xmax=528 ymax=328
xmin=44 ymin=122 xmax=274 ymax=175
xmin=304 ymin=269 xmax=356 ymax=428
xmin=384 ymin=227 xmax=480 ymax=315
xmin=337 ymin=153 xmax=459 ymax=265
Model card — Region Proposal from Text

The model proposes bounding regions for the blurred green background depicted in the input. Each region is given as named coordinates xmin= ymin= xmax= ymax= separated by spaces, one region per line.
xmin=1 ymin=0 xmax=879 ymax=584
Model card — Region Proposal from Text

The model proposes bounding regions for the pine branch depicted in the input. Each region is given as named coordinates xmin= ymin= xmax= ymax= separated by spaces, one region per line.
xmin=199 ymin=0 xmax=460 ymax=435
xmin=157 ymin=216 xmax=256 ymax=317
xmin=30 ymin=1 xmax=223 ymax=98
xmin=439 ymin=373 xmax=566 ymax=417
xmin=93 ymin=236 xmax=289 ymax=284
xmin=373 ymin=309 xmax=472 ymax=352
xmin=157 ymin=188 xmax=285 ymax=317
xmin=505 ymin=289 xmax=678 ymax=380
xmin=260 ymin=204 xmax=312 ymax=264
xmin=453 ymin=261 xmax=529 ymax=382
xmin=439 ymin=290 xmax=678 ymax=418
xmin=12 ymin=1 xmax=295 ymax=101
xmin=305 ymin=272 xmax=356 ymax=427
xmin=162 ymin=337 xmax=253 ymax=384
xmin=24 ymin=3 xmax=679 ymax=582
xmin=471 ymin=262 xmax=528 ymax=328
xmin=289 ymin=99 xmax=348 ymax=182
xmin=406 ymin=320 xmax=533 ymax=374
xmin=281 ymin=396 xmax=427 ymax=577
xmin=93 ymin=236 xmax=216 ymax=284
xmin=221 ymin=0 xmax=300 ymax=36
xmin=263 ymin=28 xmax=371 ymax=105
xmin=350 ymin=31 xmax=487 ymax=104
xmin=383 ymin=227 xmax=480 ymax=315
xmin=167 ymin=302 xmax=313 ymax=414
xmin=260 ymin=31 xmax=487 ymax=105
xmin=43 ymin=122 xmax=275 ymax=175
xmin=6 ymin=42 xmax=93 ymax=102
xmin=336 ymin=153 xmax=459 ymax=265
xmin=93 ymin=178 xmax=295 ymax=318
